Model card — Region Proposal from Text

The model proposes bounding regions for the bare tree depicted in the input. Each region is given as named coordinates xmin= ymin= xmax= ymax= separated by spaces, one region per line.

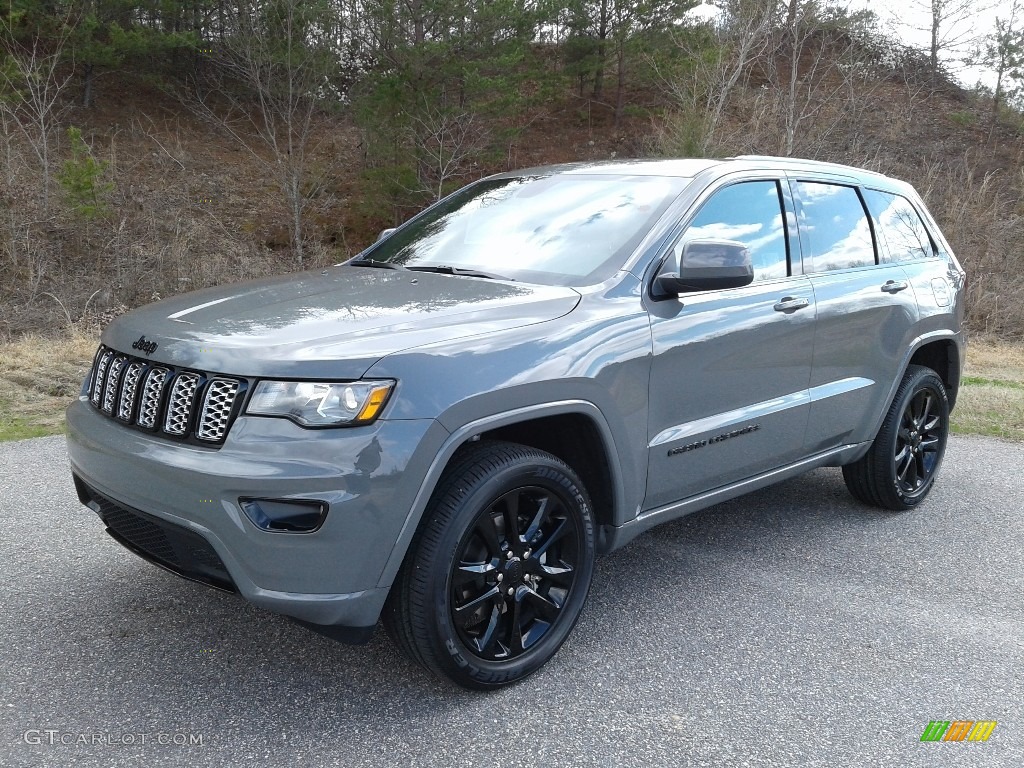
xmin=0 ymin=17 xmax=74 ymax=212
xmin=655 ymin=1 xmax=775 ymax=153
xmin=407 ymin=107 xmax=489 ymax=201
xmin=903 ymin=0 xmax=992 ymax=78
xmin=189 ymin=0 xmax=339 ymax=265
xmin=973 ymin=0 xmax=1024 ymax=125
xmin=769 ymin=1 xmax=884 ymax=156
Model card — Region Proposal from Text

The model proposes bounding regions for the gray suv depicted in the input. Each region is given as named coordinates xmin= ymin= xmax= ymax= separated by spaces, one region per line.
xmin=66 ymin=157 xmax=966 ymax=688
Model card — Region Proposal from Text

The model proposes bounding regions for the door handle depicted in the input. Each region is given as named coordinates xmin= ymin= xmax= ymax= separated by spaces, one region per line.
xmin=881 ymin=280 xmax=909 ymax=294
xmin=773 ymin=296 xmax=810 ymax=312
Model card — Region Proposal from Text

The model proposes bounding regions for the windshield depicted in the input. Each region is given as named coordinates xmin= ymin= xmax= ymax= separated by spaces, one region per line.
xmin=359 ymin=174 xmax=688 ymax=285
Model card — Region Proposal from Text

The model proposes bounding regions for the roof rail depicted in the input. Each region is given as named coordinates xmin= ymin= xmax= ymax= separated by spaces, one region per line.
xmin=730 ymin=155 xmax=888 ymax=178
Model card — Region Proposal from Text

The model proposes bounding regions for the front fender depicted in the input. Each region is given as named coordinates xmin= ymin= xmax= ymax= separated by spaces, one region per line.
xmin=374 ymin=399 xmax=634 ymax=590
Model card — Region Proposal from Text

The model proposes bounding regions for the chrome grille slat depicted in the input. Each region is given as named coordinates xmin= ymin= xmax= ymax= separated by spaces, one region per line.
xmin=117 ymin=362 xmax=145 ymax=421
xmin=137 ymin=367 xmax=168 ymax=429
xmin=163 ymin=373 xmax=201 ymax=436
xmin=91 ymin=350 xmax=114 ymax=406
xmin=197 ymin=379 xmax=241 ymax=442
xmin=86 ymin=346 xmax=242 ymax=446
xmin=102 ymin=356 xmax=126 ymax=413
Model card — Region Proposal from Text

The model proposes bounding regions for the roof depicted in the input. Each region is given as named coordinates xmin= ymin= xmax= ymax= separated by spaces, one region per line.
xmin=487 ymin=156 xmax=916 ymax=198
xmin=495 ymin=158 xmax=725 ymax=179
xmin=498 ymin=155 xmax=897 ymax=182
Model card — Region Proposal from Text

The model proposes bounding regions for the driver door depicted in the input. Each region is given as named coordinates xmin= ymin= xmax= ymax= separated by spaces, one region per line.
xmin=644 ymin=179 xmax=816 ymax=510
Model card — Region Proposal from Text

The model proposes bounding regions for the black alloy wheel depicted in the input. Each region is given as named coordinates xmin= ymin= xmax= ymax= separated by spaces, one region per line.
xmin=893 ymin=386 xmax=944 ymax=497
xmin=452 ymin=485 xmax=582 ymax=661
xmin=843 ymin=364 xmax=950 ymax=511
xmin=383 ymin=441 xmax=596 ymax=689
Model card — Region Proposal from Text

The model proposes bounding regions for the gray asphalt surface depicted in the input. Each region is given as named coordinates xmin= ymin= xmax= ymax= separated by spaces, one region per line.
xmin=1 ymin=434 xmax=1021 ymax=767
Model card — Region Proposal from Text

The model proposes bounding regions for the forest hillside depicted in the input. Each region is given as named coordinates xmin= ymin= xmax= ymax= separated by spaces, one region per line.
xmin=2 ymin=0 xmax=1024 ymax=339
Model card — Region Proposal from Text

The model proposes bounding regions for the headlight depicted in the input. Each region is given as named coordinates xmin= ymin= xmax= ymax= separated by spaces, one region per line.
xmin=246 ymin=380 xmax=394 ymax=427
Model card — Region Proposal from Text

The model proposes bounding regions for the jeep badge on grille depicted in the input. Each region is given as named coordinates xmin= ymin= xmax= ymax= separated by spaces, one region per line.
xmin=131 ymin=335 xmax=159 ymax=356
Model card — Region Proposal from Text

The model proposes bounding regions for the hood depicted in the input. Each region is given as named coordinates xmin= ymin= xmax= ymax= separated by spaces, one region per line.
xmin=103 ymin=267 xmax=581 ymax=379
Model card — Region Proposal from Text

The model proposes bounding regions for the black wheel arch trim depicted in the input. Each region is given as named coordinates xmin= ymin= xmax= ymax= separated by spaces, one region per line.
xmin=869 ymin=330 xmax=964 ymax=439
xmin=375 ymin=400 xmax=627 ymax=591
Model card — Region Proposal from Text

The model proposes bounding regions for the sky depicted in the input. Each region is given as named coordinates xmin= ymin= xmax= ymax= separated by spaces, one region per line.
xmin=688 ymin=1 xmax=1009 ymax=89
xmin=849 ymin=0 xmax=1005 ymax=88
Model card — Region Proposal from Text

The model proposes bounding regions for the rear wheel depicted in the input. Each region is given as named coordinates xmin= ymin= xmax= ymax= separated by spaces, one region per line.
xmin=384 ymin=441 xmax=596 ymax=689
xmin=842 ymin=365 xmax=950 ymax=510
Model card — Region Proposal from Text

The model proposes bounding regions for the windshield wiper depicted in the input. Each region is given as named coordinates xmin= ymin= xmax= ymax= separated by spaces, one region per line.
xmin=407 ymin=265 xmax=513 ymax=281
xmin=348 ymin=258 xmax=407 ymax=270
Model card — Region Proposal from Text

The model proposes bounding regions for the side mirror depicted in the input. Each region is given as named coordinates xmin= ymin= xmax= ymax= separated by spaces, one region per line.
xmin=376 ymin=227 xmax=396 ymax=243
xmin=655 ymin=239 xmax=754 ymax=295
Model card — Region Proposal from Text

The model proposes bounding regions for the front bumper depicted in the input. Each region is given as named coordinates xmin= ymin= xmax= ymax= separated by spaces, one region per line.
xmin=66 ymin=396 xmax=448 ymax=630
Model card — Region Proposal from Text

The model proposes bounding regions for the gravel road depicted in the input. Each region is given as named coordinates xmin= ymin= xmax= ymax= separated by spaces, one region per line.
xmin=2 ymin=434 xmax=1021 ymax=767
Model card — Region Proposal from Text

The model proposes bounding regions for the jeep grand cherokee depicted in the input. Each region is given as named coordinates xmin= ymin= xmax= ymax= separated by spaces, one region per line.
xmin=66 ymin=157 xmax=966 ymax=688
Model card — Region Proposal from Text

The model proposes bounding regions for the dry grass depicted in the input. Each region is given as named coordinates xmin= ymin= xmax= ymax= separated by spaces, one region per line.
xmin=951 ymin=337 xmax=1024 ymax=440
xmin=0 ymin=327 xmax=98 ymax=440
xmin=963 ymin=338 xmax=1024 ymax=384
xmin=951 ymin=383 xmax=1024 ymax=441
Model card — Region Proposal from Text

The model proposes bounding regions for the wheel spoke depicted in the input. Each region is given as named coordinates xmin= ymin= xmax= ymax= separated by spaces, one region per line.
xmin=531 ymin=517 xmax=570 ymax=561
xmin=920 ymin=436 xmax=940 ymax=452
xmin=454 ymin=586 xmax=501 ymax=628
xmin=537 ymin=562 xmax=574 ymax=588
xmin=914 ymin=451 xmax=928 ymax=485
xmin=919 ymin=393 xmax=933 ymax=429
xmin=522 ymin=586 xmax=561 ymax=622
xmin=509 ymin=597 xmax=525 ymax=655
xmin=900 ymin=409 xmax=914 ymax=431
xmin=523 ymin=494 xmax=556 ymax=543
xmin=910 ymin=392 xmax=925 ymax=424
xmin=473 ymin=605 xmax=502 ymax=656
xmin=896 ymin=449 xmax=914 ymax=482
xmin=502 ymin=492 xmax=522 ymax=544
xmin=903 ymin=451 xmax=920 ymax=488
xmin=475 ymin=513 xmax=503 ymax=556
xmin=895 ymin=444 xmax=911 ymax=469
xmin=454 ymin=562 xmax=495 ymax=587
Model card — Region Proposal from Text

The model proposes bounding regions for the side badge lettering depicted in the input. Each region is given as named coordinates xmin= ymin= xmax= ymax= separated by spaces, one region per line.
xmin=668 ymin=424 xmax=760 ymax=457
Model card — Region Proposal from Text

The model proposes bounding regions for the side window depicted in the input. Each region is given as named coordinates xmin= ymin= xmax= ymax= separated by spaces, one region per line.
xmin=863 ymin=189 xmax=936 ymax=263
xmin=677 ymin=180 xmax=788 ymax=281
xmin=794 ymin=181 xmax=876 ymax=273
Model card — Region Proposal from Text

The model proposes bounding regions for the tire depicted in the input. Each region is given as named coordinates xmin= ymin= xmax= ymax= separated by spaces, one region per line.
xmin=842 ymin=365 xmax=950 ymax=511
xmin=383 ymin=440 xmax=596 ymax=689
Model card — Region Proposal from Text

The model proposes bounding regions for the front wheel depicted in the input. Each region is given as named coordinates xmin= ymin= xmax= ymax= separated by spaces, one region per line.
xmin=384 ymin=441 xmax=596 ymax=689
xmin=843 ymin=364 xmax=950 ymax=511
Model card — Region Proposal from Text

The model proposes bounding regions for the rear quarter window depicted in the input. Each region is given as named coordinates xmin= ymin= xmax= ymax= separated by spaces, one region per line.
xmin=862 ymin=189 xmax=937 ymax=263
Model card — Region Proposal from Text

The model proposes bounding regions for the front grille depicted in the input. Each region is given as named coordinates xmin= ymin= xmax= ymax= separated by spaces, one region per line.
xmin=75 ymin=477 xmax=236 ymax=593
xmin=86 ymin=345 xmax=246 ymax=446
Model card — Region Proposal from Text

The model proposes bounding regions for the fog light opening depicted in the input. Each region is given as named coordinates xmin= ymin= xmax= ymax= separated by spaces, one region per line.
xmin=239 ymin=498 xmax=329 ymax=533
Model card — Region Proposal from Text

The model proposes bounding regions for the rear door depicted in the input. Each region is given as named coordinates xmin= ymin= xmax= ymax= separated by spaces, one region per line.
xmin=791 ymin=177 xmax=919 ymax=453
xmin=861 ymin=187 xmax=955 ymax=333
xmin=644 ymin=177 xmax=816 ymax=510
